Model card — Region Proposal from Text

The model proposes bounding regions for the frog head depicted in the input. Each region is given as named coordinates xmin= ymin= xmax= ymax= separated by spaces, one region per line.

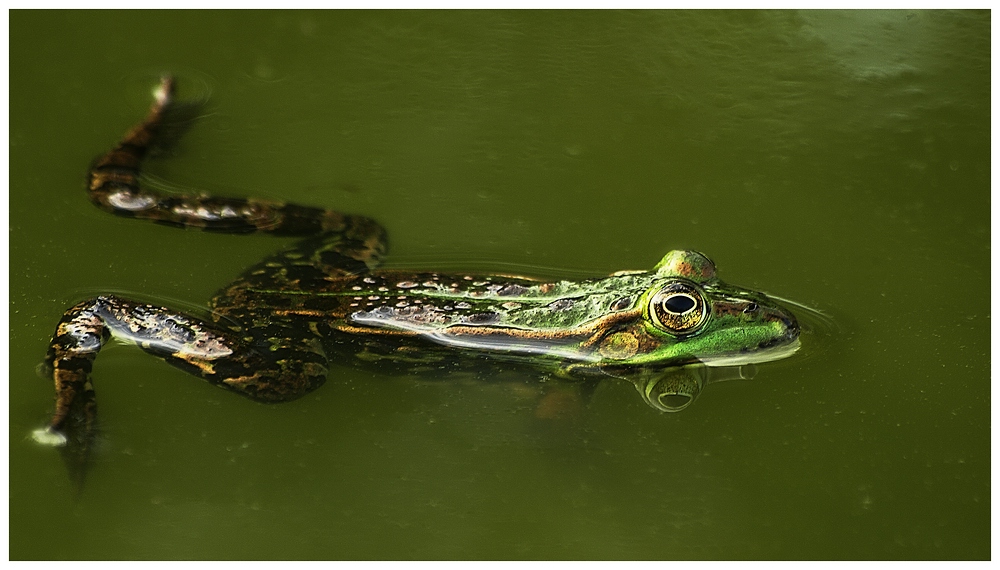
xmin=595 ymin=250 xmax=800 ymax=369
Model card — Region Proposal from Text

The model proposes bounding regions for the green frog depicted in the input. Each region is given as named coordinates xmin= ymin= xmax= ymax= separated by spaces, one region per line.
xmin=35 ymin=77 xmax=800 ymax=475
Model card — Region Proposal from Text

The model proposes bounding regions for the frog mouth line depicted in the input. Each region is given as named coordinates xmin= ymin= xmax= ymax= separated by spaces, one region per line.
xmin=697 ymin=337 xmax=802 ymax=368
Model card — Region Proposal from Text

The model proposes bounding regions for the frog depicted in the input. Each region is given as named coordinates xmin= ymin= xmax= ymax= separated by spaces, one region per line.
xmin=34 ymin=76 xmax=801 ymax=479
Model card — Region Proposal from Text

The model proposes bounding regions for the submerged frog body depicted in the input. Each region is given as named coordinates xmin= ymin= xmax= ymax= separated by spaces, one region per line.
xmin=36 ymin=77 xmax=800 ymax=475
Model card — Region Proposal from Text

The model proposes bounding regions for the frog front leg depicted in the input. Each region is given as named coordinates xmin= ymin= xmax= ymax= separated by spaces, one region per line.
xmin=36 ymin=295 xmax=328 ymax=479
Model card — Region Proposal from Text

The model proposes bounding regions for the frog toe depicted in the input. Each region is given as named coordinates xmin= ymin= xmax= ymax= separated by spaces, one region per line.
xmin=31 ymin=426 xmax=68 ymax=447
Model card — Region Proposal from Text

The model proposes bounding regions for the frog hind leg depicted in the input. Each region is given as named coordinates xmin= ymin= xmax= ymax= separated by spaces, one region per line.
xmin=36 ymin=295 xmax=328 ymax=481
xmin=89 ymin=74 xmax=388 ymax=288
xmin=88 ymin=74 xmax=388 ymax=264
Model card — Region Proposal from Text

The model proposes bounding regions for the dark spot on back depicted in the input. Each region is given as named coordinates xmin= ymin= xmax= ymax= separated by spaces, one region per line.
xmin=610 ymin=297 xmax=632 ymax=311
xmin=547 ymin=298 xmax=575 ymax=311
xmin=497 ymin=284 xmax=529 ymax=297
xmin=464 ymin=312 xmax=499 ymax=325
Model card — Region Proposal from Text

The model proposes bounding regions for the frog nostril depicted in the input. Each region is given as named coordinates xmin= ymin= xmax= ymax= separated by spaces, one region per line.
xmin=784 ymin=316 xmax=801 ymax=337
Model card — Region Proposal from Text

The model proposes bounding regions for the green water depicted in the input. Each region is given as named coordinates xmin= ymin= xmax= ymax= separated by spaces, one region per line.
xmin=10 ymin=10 xmax=989 ymax=560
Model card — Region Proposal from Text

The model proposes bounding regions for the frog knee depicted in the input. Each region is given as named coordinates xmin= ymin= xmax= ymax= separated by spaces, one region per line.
xmin=220 ymin=361 xmax=328 ymax=403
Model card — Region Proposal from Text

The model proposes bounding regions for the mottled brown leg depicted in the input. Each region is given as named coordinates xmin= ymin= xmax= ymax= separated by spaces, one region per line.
xmin=39 ymin=76 xmax=384 ymax=485
xmin=36 ymin=295 xmax=329 ymax=483
xmin=87 ymin=75 xmax=389 ymax=249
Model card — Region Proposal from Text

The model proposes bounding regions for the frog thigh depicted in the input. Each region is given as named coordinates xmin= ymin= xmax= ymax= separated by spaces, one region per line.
xmin=210 ymin=226 xmax=388 ymax=311
xmin=42 ymin=295 xmax=329 ymax=435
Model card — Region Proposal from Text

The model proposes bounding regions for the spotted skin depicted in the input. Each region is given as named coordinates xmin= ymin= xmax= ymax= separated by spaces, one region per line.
xmin=38 ymin=77 xmax=802 ymax=483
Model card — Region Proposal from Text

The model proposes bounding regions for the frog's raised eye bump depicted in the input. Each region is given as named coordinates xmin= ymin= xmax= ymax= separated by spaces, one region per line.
xmin=648 ymin=282 xmax=709 ymax=335
xmin=743 ymin=302 xmax=759 ymax=314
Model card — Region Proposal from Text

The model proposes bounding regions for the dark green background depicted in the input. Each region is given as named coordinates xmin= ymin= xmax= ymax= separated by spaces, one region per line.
xmin=10 ymin=10 xmax=989 ymax=560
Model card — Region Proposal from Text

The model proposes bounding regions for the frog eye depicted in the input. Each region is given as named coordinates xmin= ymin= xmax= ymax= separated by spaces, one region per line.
xmin=649 ymin=282 xmax=709 ymax=335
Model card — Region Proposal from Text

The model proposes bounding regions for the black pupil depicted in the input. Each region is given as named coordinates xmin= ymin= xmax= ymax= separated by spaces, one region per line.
xmin=664 ymin=294 xmax=696 ymax=314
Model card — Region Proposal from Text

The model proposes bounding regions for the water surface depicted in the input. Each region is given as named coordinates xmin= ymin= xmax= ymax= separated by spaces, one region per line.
xmin=10 ymin=10 xmax=989 ymax=560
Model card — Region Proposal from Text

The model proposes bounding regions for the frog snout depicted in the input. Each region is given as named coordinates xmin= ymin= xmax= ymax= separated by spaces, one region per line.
xmin=782 ymin=314 xmax=801 ymax=339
